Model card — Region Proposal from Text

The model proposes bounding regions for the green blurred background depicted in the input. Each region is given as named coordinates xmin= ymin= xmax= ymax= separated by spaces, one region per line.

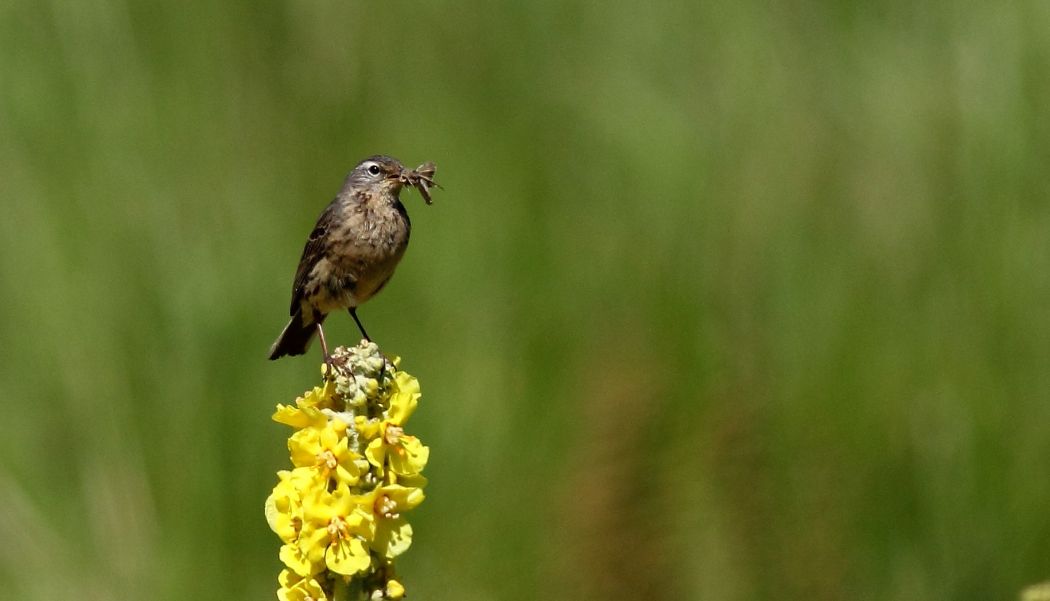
xmin=2 ymin=1 xmax=1049 ymax=599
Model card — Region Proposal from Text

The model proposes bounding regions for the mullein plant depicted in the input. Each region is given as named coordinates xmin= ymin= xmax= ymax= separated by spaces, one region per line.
xmin=266 ymin=341 xmax=429 ymax=600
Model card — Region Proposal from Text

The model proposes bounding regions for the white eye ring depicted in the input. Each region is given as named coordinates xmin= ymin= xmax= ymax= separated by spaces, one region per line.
xmin=367 ymin=163 xmax=381 ymax=176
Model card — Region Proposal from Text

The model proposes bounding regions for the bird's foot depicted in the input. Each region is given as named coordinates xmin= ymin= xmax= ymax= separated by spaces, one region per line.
xmin=321 ymin=352 xmax=349 ymax=380
xmin=321 ymin=355 xmax=336 ymax=380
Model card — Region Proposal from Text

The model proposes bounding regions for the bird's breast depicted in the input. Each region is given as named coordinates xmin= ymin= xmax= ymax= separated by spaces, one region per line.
xmin=322 ymin=202 xmax=410 ymax=305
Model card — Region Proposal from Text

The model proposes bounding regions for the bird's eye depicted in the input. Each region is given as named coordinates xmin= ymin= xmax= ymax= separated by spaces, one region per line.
xmin=367 ymin=164 xmax=381 ymax=176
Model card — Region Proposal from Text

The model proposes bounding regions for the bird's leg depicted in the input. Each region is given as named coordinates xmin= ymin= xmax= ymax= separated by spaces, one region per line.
xmin=348 ymin=308 xmax=372 ymax=343
xmin=316 ymin=322 xmax=331 ymax=356
xmin=316 ymin=323 xmax=336 ymax=377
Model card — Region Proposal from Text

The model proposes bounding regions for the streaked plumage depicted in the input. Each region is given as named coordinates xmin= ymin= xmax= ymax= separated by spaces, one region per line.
xmin=269 ymin=155 xmax=435 ymax=360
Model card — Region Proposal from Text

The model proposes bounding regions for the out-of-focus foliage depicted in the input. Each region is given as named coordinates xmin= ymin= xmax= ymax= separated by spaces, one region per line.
xmin=1 ymin=1 xmax=1048 ymax=600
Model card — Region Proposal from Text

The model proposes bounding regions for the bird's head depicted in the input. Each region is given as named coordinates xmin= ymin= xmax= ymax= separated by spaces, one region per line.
xmin=346 ymin=155 xmax=408 ymax=194
xmin=344 ymin=155 xmax=440 ymax=204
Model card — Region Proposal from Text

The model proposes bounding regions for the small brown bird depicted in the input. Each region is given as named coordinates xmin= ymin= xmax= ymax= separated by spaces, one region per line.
xmin=268 ymin=155 xmax=438 ymax=360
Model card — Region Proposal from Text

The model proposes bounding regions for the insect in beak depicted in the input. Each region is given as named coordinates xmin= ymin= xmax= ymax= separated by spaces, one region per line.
xmin=399 ymin=162 xmax=441 ymax=205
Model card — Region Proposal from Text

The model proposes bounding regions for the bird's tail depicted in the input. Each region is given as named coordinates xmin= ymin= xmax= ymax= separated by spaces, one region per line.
xmin=268 ymin=309 xmax=322 ymax=360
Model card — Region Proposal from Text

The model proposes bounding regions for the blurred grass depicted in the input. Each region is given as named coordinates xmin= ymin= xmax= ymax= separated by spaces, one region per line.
xmin=2 ymin=1 xmax=1050 ymax=599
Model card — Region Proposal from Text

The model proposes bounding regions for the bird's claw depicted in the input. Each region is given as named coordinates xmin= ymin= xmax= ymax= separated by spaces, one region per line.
xmin=322 ymin=353 xmax=348 ymax=380
xmin=322 ymin=355 xmax=336 ymax=380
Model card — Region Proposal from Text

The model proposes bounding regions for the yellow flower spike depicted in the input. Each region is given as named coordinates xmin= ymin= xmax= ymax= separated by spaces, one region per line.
xmin=269 ymin=344 xmax=428 ymax=600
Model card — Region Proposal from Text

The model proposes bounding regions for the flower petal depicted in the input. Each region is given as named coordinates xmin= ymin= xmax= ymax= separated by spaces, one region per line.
xmin=277 ymin=570 xmax=329 ymax=601
xmin=388 ymin=436 xmax=429 ymax=476
xmin=326 ymin=537 xmax=371 ymax=575
xmin=373 ymin=518 xmax=413 ymax=560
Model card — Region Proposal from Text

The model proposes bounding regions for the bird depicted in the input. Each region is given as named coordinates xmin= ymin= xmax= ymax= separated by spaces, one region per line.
xmin=268 ymin=155 xmax=437 ymax=361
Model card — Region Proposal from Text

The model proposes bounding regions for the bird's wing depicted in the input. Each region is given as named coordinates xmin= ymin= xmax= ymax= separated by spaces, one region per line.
xmin=289 ymin=203 xmax=337 ymax=315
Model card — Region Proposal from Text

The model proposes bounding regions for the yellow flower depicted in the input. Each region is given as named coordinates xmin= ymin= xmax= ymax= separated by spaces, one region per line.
xmin=365 ymin=422 xmax=429 ymax=476
xmin=384 ymin=373 xmax=421 ymax=424
xmin=281 ymin=519 xmax=350 ymax=577
xmin=273 ymin=404 xmax=327 ymax=429
xmin=277 ymin=569 xmax=328 ymax=601
xmin=298 ymin=484 xmax=375 ymax=576
xmin=288 ymin=420 xmax=361 ymax=485
xmin=266 ymin=468 xmax=323 ymax=543
xmin=299 ymin=381 xmax=338 ymax=410
xmin=358 ymin=484 xmax=425 ymax=560
xmin=354 ymin=371 xmax=421 ymax=442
